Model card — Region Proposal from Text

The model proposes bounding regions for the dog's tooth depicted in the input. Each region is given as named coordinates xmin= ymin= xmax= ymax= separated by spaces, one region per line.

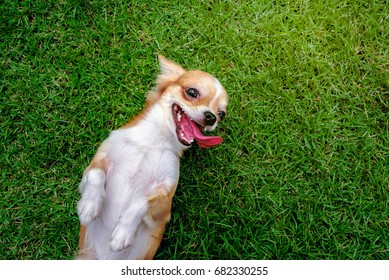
xmin=177 ymin=112 xmax=182 ymax=122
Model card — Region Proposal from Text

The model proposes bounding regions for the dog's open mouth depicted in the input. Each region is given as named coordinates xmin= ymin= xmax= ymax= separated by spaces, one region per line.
xmin=172 ymin=104 xmax=222 ymax=148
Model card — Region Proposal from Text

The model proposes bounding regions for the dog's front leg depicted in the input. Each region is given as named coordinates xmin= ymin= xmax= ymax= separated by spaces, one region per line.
xmin=77 ymin=140 xmax=110 ymax=225
xmin=109 ymin=185 xmax=176 ymax=252
xmin=110 ymin=196 xmax=149 ymax=251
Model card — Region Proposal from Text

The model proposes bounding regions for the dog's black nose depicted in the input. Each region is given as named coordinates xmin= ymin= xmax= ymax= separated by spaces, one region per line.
xmin=204 ymin=111 xmax=217 ymax=126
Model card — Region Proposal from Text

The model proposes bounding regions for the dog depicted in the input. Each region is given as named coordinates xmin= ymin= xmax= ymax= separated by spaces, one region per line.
xmin=76 ymin=55 xmax=228 ymax=259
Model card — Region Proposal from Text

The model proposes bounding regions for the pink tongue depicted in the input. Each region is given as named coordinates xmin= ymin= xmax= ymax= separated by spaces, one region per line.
xmin=188 ymin=119 xmax=223 ymax=148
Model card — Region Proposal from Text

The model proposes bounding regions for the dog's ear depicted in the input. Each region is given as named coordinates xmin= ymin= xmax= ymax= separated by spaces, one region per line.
xmin=156 ymin=55 xmax=186 ymax=90
xmin=147 ymin=55 xmax=186 ymax=103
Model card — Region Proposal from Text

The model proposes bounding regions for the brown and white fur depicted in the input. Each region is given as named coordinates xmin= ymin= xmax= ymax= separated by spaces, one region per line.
xmin=76 ymin=55 xmax=228 ymax=259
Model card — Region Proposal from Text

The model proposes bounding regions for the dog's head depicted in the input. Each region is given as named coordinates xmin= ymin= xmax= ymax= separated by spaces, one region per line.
xmin=148 ymin=55 xmax=228 ymax=148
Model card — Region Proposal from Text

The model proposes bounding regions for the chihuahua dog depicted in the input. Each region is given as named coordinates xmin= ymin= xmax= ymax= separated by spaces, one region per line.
xmin=76 ymin=55 xmax=228 ymax=259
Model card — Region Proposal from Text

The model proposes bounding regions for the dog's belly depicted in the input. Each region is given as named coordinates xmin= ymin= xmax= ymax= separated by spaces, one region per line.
xmin=86 ymin=136 xmax=179 ymax=259
xmin=104 ymin=140 xmax=179 ymax=212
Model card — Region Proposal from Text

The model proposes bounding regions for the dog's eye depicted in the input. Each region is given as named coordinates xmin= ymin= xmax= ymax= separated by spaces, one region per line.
xmin=218 ymin=111 xmax=226 ymax=120
xmin=186 ymin=88 xmax=199 ymax=99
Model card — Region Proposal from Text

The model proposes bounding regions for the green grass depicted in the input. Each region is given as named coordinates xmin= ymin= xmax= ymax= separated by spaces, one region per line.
xmin=1 ymin=0 xmax=388 ymax=259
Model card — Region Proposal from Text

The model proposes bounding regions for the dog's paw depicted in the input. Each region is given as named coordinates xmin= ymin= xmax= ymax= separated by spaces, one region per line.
xmin=109 ymin=223 xmax=136 ymax=252
xmin=77 ymin=196 xmax=103 ymax=225
xmin=77 ymin=168 xmax=105 ymax=225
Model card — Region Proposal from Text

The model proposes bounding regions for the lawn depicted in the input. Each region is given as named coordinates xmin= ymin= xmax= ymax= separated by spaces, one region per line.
xmin=1 ymin=0 xmax=388 ymax=259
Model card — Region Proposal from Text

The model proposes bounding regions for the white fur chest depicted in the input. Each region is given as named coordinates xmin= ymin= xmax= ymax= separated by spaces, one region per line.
xmin=103 ymin=124 xmax=181 ymax=218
